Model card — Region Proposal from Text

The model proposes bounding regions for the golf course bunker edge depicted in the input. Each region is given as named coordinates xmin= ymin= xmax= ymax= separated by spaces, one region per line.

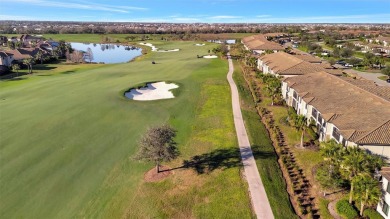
xmin=125 ymin=81 xmax=179 ymax=101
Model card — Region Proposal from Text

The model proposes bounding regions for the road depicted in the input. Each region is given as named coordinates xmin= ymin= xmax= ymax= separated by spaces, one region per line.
xmin=226 ymin=51 xmax=275 ymax=219
xmin=344 ymin=69 xmax=389 ymax=87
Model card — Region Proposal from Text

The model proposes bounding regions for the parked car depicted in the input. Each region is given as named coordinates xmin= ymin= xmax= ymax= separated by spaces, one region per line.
xmin=336 ymin=60 xmax=346 ymax=65
xmin=344 ymin=63 xmax=353 ymax=67
xmin=387 ymin=78 xmax=390 ymax=83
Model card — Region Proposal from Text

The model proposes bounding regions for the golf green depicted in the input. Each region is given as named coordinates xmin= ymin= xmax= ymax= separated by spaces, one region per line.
xmin=0 ymin=41 xmax=253 ymax=218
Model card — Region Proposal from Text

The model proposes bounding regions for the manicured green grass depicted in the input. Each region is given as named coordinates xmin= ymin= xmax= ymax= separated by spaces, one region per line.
xmin=0 ymin=41 xmax=253 ymax=218
xmin=379 ymin=75 xmax=389 ymax=81
xmin=232 ymin=61 xmax=297 ymax=219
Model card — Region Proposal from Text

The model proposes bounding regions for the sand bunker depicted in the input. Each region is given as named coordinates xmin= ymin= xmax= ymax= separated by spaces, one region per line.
xmin=195 ymin=43 xmax=205 ymax=46
xmin=139 ymin=43 xmax=179 ymax=52
xmin=125 ymin=82 xmax=179 ymax=101
xmin=203 ymin=55 xmax=218 ymax=59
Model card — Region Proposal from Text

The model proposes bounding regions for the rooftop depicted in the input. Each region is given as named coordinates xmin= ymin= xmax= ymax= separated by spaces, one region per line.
xmin=284 ymin=72 xmax=390 ymax=145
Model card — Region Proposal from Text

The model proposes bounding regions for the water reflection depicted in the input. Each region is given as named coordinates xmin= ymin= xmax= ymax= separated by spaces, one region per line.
xmin=70 ymin=42 xmax=142 ymax=64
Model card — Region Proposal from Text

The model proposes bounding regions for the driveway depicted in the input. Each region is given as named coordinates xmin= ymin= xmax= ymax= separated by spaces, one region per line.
xmin=344 ymin=69 xmax=389 ymax=87
xmin=226 ymin=50 xmax=274 ymax=219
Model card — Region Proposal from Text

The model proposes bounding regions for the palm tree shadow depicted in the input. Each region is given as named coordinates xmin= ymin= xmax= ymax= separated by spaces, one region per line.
xmin=170 ymin=146 xmax=275 ymax=174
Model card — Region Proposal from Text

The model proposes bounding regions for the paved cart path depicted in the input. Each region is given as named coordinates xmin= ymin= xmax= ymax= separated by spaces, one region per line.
xmin=226 ymin=51 xmax=274 ymax=219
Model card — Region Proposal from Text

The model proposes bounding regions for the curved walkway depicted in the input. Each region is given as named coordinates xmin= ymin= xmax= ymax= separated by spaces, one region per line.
xmin=226 ymin=51 xmax=274 ymax=219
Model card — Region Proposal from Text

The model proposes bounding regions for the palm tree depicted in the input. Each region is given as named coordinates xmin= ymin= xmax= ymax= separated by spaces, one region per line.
xmin=341 ymin=147 xmax=366 ymax=204
xmin=353 ymin=174 xmax=381 ymax=216
xmin=264 ymin=78 xmax=281 ymax=105
xmin=320 ymin=140 xmax=344 ymax=173
xmin=293 ymin=115 xmax=307 ymax=148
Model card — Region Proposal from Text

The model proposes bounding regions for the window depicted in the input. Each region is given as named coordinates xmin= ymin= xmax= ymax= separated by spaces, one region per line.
xmin=332 ymin=127 xmax=340 ymax=141
xmin=383 ymin=201 xmax=389 ymax=216
xmin=342 ymin=138 xmax=346 ymax=147
xmin=387 ymin=182 xmax=390 ymax=194
xmin=293 ymin=91 xmax=298 ymax=99
xmin=318 ymin=114 xmax=323 ymax=125
xmin=292 ymin=99 xmax=297 ymax=109
xmin=312 ymin=108 xmax=318 ymax=120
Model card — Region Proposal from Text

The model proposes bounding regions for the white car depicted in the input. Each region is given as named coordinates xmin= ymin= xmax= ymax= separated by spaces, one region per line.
xmin=344 ymin=63 xmax=353 ymax=67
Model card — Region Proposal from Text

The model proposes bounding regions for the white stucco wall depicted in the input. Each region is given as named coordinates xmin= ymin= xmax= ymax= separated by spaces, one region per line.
xmin=377 ymin=177 xmax=390 ymax=219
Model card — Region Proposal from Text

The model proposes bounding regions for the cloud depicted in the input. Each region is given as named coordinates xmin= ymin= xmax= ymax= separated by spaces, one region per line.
xmin=256 ymin=15 xmax=271 ymax=18
xmin=209 ymin=15 xmax=242 ymax=19
xmin=3 ymin=0 xmax=147 ymax=13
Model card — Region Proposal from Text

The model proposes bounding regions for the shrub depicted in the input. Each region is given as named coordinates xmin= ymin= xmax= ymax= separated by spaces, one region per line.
xmin=336 ymin=199 xmax=358 ymax=219
xmin=363 ymin=208 xmax=383 ymax=219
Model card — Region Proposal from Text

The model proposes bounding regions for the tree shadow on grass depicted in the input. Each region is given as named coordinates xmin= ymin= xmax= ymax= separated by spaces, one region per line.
xmin=178 ymin=146 xmax=275 ymax=174
xmin=34 ymin=64 xmax=57 ymax=71
xmin=61 ymin=70 xmax=76 ymax=74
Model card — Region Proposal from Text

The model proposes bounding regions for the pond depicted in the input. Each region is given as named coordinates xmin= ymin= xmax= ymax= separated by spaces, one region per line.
xmin=70 ymin=42 xmax=142 ymax=64
xmin=207 ymin=39 xmax=236 ymax=44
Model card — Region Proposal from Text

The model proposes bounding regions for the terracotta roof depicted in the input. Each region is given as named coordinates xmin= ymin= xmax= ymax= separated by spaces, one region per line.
xmin=340 ymin=77 xmax=390 ymax=102
xmin=356 ymin=120 xmax=390 ymax=145
xmin=259 ymin=52 xmax=328 ymax=75
xmin=285 ymin=72 xmax=390 ymax=145
xmin=243 ymin=34 xmax=284 ymax=51
xmin=292 ymin=54 xmax=323 ymax=63
xmin=0 ymin=51 xmax=13 ymax=58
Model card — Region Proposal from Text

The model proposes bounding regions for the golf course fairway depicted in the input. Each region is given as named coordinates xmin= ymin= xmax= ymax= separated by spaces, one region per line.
xmin=0 ymin=41 xmax=254 ymax=218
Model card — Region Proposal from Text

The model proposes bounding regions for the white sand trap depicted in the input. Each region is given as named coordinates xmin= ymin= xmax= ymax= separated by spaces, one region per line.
xmin=195 ymin=43 xmax=205 ymax=46
xmin=125 ymin=82 xmax=179 ymax=101
xmin=203 ymin=55 xmax=218 ymax=59
xmin=139 ymin=43 xmax=179 ymax=52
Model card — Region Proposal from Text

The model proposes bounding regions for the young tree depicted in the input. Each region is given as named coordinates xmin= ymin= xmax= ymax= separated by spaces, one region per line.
xmin=11 ymin=64 xmax=20 ymax=76
xmin=293 ymin=115 xmax=307 ymax=148
xmin=23 ymin=58 xmax=33 ymax=74
xmin=135 ymin=124 xmax=179 ymax=173
xmin=353 ymin=175 xmax=381 ymax=216
xmin=35 ymin=50 xmax=44 ymax=64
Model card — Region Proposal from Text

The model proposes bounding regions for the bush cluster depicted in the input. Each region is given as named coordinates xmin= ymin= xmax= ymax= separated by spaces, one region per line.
xmin=336 ymin=199 xmax=358 ymax=219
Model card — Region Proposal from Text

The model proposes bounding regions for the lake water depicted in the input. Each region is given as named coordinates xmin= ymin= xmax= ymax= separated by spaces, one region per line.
xmin=70 ymin=42 xmax=142 ymax=64
xmin=207 ymin=39 xmax=236 ymax=44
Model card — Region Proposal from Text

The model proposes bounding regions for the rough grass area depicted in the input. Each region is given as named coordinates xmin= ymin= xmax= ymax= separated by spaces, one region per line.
xmin=233 ymin=60 xmax=297 ymax=219
xmin=0 ymin=41 xmax=253 ymax=218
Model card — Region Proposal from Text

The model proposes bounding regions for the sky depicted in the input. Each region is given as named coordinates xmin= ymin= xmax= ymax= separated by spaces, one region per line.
xmin=0 ymin=0 xmax=390 ymax=23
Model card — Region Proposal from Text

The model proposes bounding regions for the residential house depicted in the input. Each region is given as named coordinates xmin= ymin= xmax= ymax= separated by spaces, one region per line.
xmin=377 ymin=36 xmax=390 ymax=47
xmin=0 ymin=52 xmax=14 ymax=67
xmin=6 ymin=48 xmax=43 ymax=62
xmin=282 ymin=72 xmax=390 ymax=159
xmin=378 ymin=167 xmax=390 ymax=219
xmin=257 ymin=52 xmax=336 ymax=77
xmin=20 ymin=34 xmax=43 ymax=46
xmin=242 ymin=34 xmax=284 ymax=54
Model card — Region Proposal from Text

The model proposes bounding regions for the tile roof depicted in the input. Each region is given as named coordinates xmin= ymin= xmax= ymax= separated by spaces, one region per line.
xmin=284 ymin=72 xmax=390 ymax=145
xmin=356 ymin=120 xmax=390 ymax=145
xmin=242 ymin=34 xmax=284 ymax=51
xmin=259 ymin=52 xmax=336 ymax=76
